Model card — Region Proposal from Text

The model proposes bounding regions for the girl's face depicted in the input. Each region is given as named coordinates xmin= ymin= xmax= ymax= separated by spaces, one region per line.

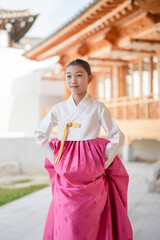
xmin=65 ymin=65 xmax=93 ymax=96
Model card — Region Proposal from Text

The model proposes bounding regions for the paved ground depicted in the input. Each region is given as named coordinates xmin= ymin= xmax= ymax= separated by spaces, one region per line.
xmin=126 ymin=163 xmax=160 ymax=240
xmin=0 ymin=162 xmax=160 ymax=240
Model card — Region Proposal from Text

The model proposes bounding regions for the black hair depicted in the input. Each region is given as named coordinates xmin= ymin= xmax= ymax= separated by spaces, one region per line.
xmin=65 ymin=59 xmax=91 ymax=75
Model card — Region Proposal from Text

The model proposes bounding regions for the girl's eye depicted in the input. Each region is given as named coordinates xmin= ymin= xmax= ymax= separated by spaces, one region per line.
xmin=66 ymin=75 xmax=71 ymax=78
xmin=77 ymin=74 xmax=82 ymax=77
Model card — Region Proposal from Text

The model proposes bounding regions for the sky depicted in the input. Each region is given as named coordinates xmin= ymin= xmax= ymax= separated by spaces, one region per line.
xmin=0 ymin=0 xmax=92 ymax=38
xmin=0 ymin=0 xmax=94 ymax=97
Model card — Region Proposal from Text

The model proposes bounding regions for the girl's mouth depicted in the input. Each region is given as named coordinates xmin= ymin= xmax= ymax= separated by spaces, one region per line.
xmin=71 ymin=86 xmax=79 ymax=88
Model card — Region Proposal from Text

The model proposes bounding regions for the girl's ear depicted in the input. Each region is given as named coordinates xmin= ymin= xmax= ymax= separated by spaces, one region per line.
xmin=88 ymin=74 xmax=93 ymax=84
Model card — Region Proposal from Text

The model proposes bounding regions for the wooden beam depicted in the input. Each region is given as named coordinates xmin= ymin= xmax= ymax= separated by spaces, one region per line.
xmin=112 ymin=47 xmax=156 ymax=55
xmin=137 ymin=0 xmax=160 ymax=15
xmin=86 ymin=38 xmax=111 ymax=55
xmin=77 ymin=42 xmax=90 ymax=56
xmin=117 ymin=11 xmax=160 ymax=44
xmin=146 ymin=12 xmax=160 ymax=24
xmin=131 ymin=39 xmax=160 ymax=45
xmin=105 ymin=27 xmax=119 ymax=46
xmin=40 ymin=77 xmax=64 ymax=81
xmin=89 ymin=57 xmax=128 ymax=65
xmin=25 ymin=0 xmax=140 ymax=60
xmin=58 ymin=55 xmax=70 ymax=67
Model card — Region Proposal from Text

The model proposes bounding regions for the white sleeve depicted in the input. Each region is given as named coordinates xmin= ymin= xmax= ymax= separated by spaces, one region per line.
xmin=34 ymin=105 xmax=58 ymax=162
xmin=98 ymin=103 xmax=125 ymax=169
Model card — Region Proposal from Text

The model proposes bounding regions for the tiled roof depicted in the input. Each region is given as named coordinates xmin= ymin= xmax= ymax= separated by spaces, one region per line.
xmin=0 ymin=8 xmax=38 ymax=42
xmin=26 ymin=0 xmax=99 ymax=51
xmin=0 ymin=9 xmax=30 ymax=18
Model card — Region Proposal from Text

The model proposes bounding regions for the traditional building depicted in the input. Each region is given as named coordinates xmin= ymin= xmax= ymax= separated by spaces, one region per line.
xmin=0 ymin=8 xmax=38 ymax=47
xmin=24 ymin=0 xmax=160 ymax=162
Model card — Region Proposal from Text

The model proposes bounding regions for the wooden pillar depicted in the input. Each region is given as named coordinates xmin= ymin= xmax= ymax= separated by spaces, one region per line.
xmin=149 ymin=56 xmax=153 ymax=96
xmin=110 ymin=67 xmax=113 ymax=99
xmin=102 ymin=73 xmax=106 ymax=100
xmin=118 ymin=66 xmax=127 ymax=97
xmin=112 ymin=66 xmax=118 ymax=98
xmin=88 ymin=73 xmax=98 ymax=99
xmin=64 ymin=82 xmax=71 ymax=100
xmin=123 ymin=66 xmax=127 ymax=97
xmin=157 ymin=53 xmax=160 ymax=98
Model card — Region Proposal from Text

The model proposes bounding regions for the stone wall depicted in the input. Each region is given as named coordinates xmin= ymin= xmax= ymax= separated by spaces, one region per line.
xmin=0 ymin=135 xmax=56 ymax=176
xmin=132 ymin=140 xmax=160 ymax=163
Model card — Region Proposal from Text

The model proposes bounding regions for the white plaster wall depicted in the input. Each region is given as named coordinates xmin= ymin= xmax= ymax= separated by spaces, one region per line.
xmin=4 ymin=72 xmax=64 ymax=134
xmin=0 ymin=47 xmax=63 ymax=135
xmin=0 ymin=75 xmax=64 ymax=134
xmin=0 ymin=48 xmax=64 ymax=173
xmin=37 ymin=79 xmax=64 ymax=96
xmin=0 ymin=72 xmax=63 ymax=173
xmin=0 ymin=54 xmax=64 ymax=135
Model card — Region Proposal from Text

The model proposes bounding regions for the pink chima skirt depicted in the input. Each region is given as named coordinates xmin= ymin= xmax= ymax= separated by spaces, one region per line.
xmin=43 ymin=137 xmax=133 ymax=240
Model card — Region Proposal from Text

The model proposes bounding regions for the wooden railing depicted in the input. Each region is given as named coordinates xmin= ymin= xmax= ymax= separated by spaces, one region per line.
xmin=103 ymin=96 xmax=160 ymax=120
xmin=43 ymin=96 xmax=160 ymax=121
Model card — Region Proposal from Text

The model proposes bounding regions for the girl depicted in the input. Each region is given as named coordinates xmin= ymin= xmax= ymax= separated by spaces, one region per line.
xmin=35 ymin=59 xmax=133 ymax=240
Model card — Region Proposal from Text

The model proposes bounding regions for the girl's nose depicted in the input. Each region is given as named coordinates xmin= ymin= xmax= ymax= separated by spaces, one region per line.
xmin=71 ymin=77 xmax=77 ymax=83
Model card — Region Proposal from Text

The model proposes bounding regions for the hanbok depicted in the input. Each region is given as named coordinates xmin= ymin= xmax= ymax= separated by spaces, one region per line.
xmin=34 ymin=92 xmax=133 ymax=240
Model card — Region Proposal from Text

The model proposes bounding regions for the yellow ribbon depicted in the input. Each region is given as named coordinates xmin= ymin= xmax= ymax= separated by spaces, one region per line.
xmin=55 ymin=122 xmax=81 ymax=164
